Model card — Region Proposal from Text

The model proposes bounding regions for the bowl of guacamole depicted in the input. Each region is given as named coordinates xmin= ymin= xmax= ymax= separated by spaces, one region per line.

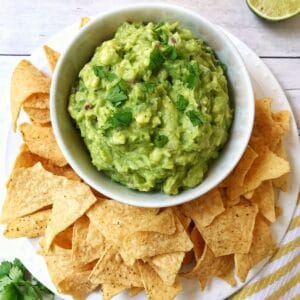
xmin=51 ymin=3 xmax=254 ymax=207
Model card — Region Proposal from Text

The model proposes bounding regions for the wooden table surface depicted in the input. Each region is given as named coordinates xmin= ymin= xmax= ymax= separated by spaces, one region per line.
xmin=0 ymin=0 xmax=299 ymax=130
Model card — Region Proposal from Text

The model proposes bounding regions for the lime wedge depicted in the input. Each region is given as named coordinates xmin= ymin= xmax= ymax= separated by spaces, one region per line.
xmin=247 ymin=0 xmax=300 ymax=21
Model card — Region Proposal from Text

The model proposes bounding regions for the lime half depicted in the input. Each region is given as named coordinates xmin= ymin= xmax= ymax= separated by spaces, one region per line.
xmin=247 ymin=0 xmax=300 ymax=21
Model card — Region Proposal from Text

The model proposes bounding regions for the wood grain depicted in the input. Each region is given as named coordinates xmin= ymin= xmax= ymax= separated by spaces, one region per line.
xmin=0 ymin=0 xmax=300 ymax=56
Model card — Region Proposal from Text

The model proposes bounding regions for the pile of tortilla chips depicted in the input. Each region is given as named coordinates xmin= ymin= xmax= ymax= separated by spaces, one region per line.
xmin=0 ymin=17 xmax=292 ymax=300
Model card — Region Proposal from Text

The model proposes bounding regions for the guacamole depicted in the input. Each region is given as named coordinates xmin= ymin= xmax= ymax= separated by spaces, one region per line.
xmin=68 ymin=22 xmax=233 ymax=195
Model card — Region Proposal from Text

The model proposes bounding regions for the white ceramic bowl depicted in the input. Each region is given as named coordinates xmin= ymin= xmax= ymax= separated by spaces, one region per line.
xmin=50 ymin=3 xmax=254 ymax=208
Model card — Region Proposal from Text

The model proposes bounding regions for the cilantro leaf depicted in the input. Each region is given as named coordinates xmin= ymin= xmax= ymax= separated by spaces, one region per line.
xmin=106 ymin=83 xmax=128 ymax=107
xmin=139 ymin=82 xmax=156 ymax=93
xmin=1 ymin=283 xmax=20 ymax=300
xmin=186 ymin=110 xmax=205 ymax=126
xmin=9 ymin=266 xmax=23 ymax=283
xmin=153 ymin=24 xmax=168 ymax=44
xmin=149 ymin=48 xmax=165 ymax=71
xmin=185 ymin=62 xmax=199 ymax=89
xmin=163 ymin=46 xmax=177 ymax=60
xmin=0 ymin=262 xmax=12 ymax=277
xmin=108 ymin=111 xmax=133 ymax=128
xmin=0 ymin=275 xmax=12 ymax=290
xmin=93 ymin=65 xmax=117 ymax=82
xmin=175 ymin=94 xmax=188 ymax=112
xmin=154 ymin=135 xmax=169 ymax=148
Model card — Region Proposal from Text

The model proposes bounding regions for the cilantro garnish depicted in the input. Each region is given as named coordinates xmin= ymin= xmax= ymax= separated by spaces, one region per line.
xmin=175 ymin=94 xmax=188 ymax=112
xmin=106 ymin=80 xmax=129 ymax=107
xmin=108 ymin=110 xmax=133 ymax=128
xmin=154 ymin=135 xmax=169 ymax=148
xmin=149 ymin=48 xmax=165 ymax=71
xmin=186 ymin=110 xmax=205 ymax=126
xmin=93 ymin=65 xmax=117 ymax=81
xmin=185 ymin=62 xmax=200 ymax=89
xmin=163 ymin=46 xmax=177 ymax=60
xmin=0 ymin=259 xmax=54 ymax=300
xmin=153 ymin=24 xmax=168 ymax=44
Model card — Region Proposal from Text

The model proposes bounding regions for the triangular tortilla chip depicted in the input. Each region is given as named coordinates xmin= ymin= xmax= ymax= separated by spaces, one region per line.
xmin=44 ymin=181 xmax=96 ymax=250
xmin=137 ymin=261 xmax=182 ymax=300
xmin=273 ymin=141 xmax=289 ymax=191
xmin=4 ymin=209 xmax=51 ymax=238
xmin=250 ymin=181 xmax=276 ymax=223
xmin=23 ymin=106 xmax=50 ymax=124
xmin=272 ymin=110 xmax=290 ymax=134
xmin=198 ymin=204 xmax=258 ymax=256
xmin=120 ymin=217 xmax=193 ymax=265
xmin=10 ymin=60 xmax=50 ymax=130
xmin=185 ymin=244 xmax=235 ymax=290
xmin=20 ymin=123 xmax=67 ymax=167
xmin=23 ymin=93 xmax=49 ymax=109
xmin=0 ymin=163 xmax=66 ymax=223
xmin=43 ymin=45 xmax=60 ymax=72
xmin=89 ymin=246 xmax=142 ymax=287
xmin=222 ymin=146 xmax=258 ymax=188
xmin=87 ymin=200 xmax=174 ymax=246
xmin=72 ymin=215 xmax=106 ymax=266
xmin=172 ymin=207 xmax=192 ymax=231
xmin=181 ymin=188 xmax=225 ymax=227
xmin=235 ymin=215 xmax=275 ymax=282
xmin=147 ymin=252 xmax=185 ymax=286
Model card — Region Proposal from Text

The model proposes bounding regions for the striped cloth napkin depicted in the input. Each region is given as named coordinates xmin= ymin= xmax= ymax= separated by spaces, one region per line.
xmin=230 ymin=197 xmax=300 ymax=300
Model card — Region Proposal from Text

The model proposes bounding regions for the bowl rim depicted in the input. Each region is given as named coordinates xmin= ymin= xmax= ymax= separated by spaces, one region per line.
xmin=50 ymin=2 xmax=254 ymax=208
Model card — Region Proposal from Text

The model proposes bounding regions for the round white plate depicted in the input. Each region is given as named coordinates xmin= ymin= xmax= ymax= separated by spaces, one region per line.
xmin=1 ymin=19 xmax=300 ymax=300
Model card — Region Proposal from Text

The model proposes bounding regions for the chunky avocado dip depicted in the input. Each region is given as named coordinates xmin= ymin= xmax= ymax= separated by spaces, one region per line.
xmin=68 ymin=22 xmax=233 ymax=195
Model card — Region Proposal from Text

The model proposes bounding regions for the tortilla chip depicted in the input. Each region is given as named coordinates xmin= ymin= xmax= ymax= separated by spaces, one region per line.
xmin=102 ymin=283 xmax=127 ymax=300
xmin=87 ymin=200 xmax=174 ymax=246
xmin=53 ymin=225 xmax=73 ymax=249
xmin=128 ymin=287 xmax=144 ymax=297
xmin=11 ymin=146 xmax=80 ymax=182
xmin=120 ymin=217 xmax=193 ymax=265
xmin=250 ymin=181 xmax=276 ymax=223
xmin=0 ymin=163 xmax=68 ymax=223
xmin=227 ymin=147 xmax=290 ymax=200
xmin=190 ymin=227 xmax=205 ymax=261
xmin=198 ymin=204 xmax=258 ymax=256
xmin=23 ymin=93 xmax=49 ymax=109
xmin=272 ymin=110 xmax=290 ymax=134
xmin=59 ymin=271 xmax=97 ymax=300
xmin=72 ymin=215 xmax=106 ymax=266
xmin=172 ymin=207 xmax=192 ymax=231
xmin=89 ymin=246 xmax=142 ymax=287
xmin=43 ymin=45 xmax=60 ymax=72
xmin=10 ymin=60 xmax=50 ymax=130
xmin=137 ymin=261 xmax=182 ymax=300
xmin=19 ymin=123 xmax=67 ymax=167
xmin=235 ymin=215 xmax=275 ymax=282
xmin=222 ymin=146 xmax=258 ymax=188
xmin=273 ymin=141 xmax=289 ymax=191
xmin=4 ymin=209 xmax=51 ymax=238
xmin=44 ymin=180 xmax=96 ymax=250
xmin=79 ymin=17 xmax=90 ymax=28
xmin=185 ymin=244 xmax=235 ymax=290
xmin=23 ymin=106 xmax=50 ymax=124
xmin=252 ymin=99 xmax=285 ymax=151
xmin=181 ymin=188 xmax=225 ymax=228
xmin=147 ymin=252 xmax=185 ymax=286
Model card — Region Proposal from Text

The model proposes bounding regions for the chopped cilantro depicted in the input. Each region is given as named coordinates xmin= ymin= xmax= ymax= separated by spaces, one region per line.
xmin=163 ymin=46 xmax=177 ymax=60
xmin=106 ymin=81 xmax=129 ymax=106
xmin=153 ymin=24 xmax=168 ymax=44
xmin=186 ymin=110 xmax=205 ymax=126
xmin=0 ymin=259 xmax=53 ymax=300
xmin=149 ymin=48 xmax=165 ymax=71
xmin=175 ymin=94 xmax=188 ymax=112
xmin=185 ymin=62 xmax=200 ymax=89
xmin=93 ymin=65 xmax=117 ymax=81
xmin=108 ymin=110 xmax=133 ymax=128
xmin=154 ymin=135 xmax=169 ymax=148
